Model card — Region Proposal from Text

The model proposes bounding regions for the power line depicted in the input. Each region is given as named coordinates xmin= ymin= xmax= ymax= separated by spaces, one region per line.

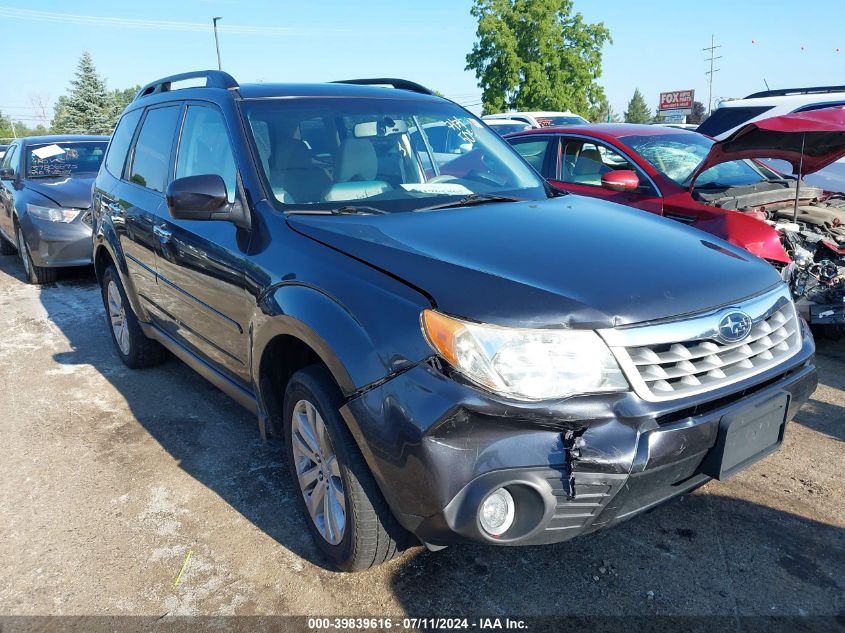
xmin=0 ymin=6 xmax=315 ymax=35
xmin=703 ymin=34 xmax=723 ymax=115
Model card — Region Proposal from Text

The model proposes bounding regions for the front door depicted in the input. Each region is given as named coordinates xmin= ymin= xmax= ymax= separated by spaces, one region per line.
xmin=549 ymin=137 xmax=663 ymax=215
xmin=153 ymin=103 xmax=252 ymax=385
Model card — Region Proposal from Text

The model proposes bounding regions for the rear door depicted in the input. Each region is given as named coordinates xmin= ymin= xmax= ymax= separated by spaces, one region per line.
xmin=153 ymin=102 xmax=252 ymax=385
xmin=109 ymin=104 xmax=182 ymax=317
xmin=508 ymin=135 xmax=558 ymax=177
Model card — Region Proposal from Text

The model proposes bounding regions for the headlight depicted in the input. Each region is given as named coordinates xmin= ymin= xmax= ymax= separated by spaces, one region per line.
xmin=421 ymin=309 xmax=628 ymax=401
xmin=26 ymin=203 xmax=81 ymax=223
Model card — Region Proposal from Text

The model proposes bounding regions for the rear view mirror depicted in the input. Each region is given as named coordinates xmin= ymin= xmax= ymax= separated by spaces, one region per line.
xmin=601 ymin=170 xmax=640 ymax=192
xmin=166 ymin=175 xmax=229 ymax=221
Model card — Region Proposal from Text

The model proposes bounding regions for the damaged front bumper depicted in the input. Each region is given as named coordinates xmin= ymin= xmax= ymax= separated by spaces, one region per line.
xmin=340 ymin=327 xmax=817 ymax=548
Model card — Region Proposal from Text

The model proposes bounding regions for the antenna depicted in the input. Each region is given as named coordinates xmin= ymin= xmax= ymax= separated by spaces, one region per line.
xmin=703 ymin=34 xmax=722 ymax=115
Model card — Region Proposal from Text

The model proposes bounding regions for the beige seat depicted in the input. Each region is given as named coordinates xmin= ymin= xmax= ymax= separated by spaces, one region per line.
xmin=569 ymin=148 xmax=607 ymax=185
xmin=270 ymin=139 xmax=331 ymax=203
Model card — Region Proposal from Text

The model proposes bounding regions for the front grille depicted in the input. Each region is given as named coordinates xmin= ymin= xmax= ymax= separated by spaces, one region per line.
xmin=599 ymin=285 xmax=802 ymax=402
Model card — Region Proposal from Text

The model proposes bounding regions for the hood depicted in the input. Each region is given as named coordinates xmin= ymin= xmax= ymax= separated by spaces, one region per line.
xmin=25 ymin=175 xmax=95 ymax=209
xmin=287 ymin=197 xmax=783 ymax=329
xmin=690 ymin=107 xmax=845 ymax=185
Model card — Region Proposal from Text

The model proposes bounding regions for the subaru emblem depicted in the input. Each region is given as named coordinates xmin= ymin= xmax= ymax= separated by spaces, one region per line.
xmin=717 ymin=311 xmax=752 ymax=343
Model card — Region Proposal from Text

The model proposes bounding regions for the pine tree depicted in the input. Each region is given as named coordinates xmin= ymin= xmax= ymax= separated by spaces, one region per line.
xmin=624 ymin=88 xmax=652 ymax=124
xmin=51 ymin=52 xmax=112 ymax=134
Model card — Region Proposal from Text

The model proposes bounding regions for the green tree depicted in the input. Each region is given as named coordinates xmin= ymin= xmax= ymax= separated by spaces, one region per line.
xmin=51 ymin=52 xmax=112 ymax=134
xmin=108 ymin=86 xmax=140 ymax=124
xmin=466 ymin=0 xmax=612 ymax=116
xmin=624 ymin=88 xmax=651 ymax=124
xmin=687 ymin=100 xmax=707 ymax=125
xmin=0 ymin=111 xmax=13 ymax=140
xmin=592 ymin=99 xmax=620 ymax=123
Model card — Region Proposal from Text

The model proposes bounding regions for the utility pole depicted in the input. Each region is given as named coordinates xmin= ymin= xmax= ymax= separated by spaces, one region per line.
xmin=212 ymin=17 xmax=223 ymax=70
xmin=703 ymin=34 xmax=722 ymax=115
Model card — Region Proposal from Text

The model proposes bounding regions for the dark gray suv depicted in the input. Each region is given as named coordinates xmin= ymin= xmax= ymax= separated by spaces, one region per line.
xmin=92 ymin=71 xmax=817 ymax=571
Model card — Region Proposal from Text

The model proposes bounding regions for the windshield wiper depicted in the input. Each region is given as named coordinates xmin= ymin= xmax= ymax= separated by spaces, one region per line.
xmin=285 ymin=205 xmax=389 ymax=216
xmin=417 ymin=193 xmax=523 ymax=212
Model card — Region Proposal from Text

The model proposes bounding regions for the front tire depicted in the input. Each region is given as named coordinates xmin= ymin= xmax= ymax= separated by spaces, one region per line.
xmin=17 ymin=224 xmax=56 ymax=284
xmin=100 ymin=264 xmax=166 ymax=369
xmin=283 ymin=365 xmax=407 ymax=571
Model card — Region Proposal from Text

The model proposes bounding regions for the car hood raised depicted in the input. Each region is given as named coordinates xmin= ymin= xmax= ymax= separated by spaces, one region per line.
xmin=690 ymin=107 xmax=845 ymax=184
xmin=25 ymin=175 xmax=95 ymax=209
xmin=287 ymin=197 xmax=783 ymax=328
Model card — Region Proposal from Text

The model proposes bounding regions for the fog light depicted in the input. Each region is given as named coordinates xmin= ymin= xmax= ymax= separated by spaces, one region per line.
xmin=479 ymin=488 xmax=515 ymax=536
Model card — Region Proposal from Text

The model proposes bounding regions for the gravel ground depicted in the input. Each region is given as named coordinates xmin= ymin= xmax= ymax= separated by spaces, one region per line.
xmin=0 ymin=254 xmax=842 ymax=623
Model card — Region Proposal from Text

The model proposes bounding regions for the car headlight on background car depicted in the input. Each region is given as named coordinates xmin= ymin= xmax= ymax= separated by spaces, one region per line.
xmin=26 ymin=203 xmax=81 ymax=223
xmin=421 ymin=309 xmax=628 ymax=401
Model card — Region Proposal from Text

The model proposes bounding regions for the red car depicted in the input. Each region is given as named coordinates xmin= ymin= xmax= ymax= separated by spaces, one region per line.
xmin=505 ymin=110 xmax=845 ymax=324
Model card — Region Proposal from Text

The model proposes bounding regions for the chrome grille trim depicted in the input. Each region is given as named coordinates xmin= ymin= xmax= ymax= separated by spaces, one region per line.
xmin=598 ymin=285 xmax=802 ymax=402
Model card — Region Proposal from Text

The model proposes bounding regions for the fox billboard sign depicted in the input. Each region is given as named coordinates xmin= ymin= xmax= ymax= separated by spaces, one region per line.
xmin=659 ymin=90 xmax=694 ymax=113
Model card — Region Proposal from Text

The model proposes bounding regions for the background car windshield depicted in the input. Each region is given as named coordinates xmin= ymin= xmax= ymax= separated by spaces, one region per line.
xmin=620 ymin=133 xmax=768 ymax=188
xmin=241 ymin=98 xmax=546 ymax=212
xmin=536 ymin=115 xmax=588 ymax=127
xmin=25 ymin=141 xmax=108 ymax=178
xmin=490 ymin=123 xmax=529 ymax=136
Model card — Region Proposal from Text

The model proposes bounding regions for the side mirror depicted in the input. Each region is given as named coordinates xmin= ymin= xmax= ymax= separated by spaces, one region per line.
xmin=601 ymin=170 xmax=640 ymax=192
xmin=166 ymin=175 xmax=229 ymax=221
xmin=0 ymin=167 xmax=14 ymax=180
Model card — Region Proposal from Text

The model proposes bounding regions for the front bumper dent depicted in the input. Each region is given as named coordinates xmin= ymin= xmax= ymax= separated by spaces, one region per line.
xmin=341 ymin=330 xmax=817 ymax=547
xmin=19 ymin=212 xmax=93 ymax=267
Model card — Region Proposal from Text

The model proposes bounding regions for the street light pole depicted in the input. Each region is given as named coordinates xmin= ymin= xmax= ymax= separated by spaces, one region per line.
xmin=212 ymin=17 xmax=223 ymax=70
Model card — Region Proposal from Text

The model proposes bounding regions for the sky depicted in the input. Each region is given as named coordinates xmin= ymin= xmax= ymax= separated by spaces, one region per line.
xmin=1 ymin=0 xmax=844 ymax=126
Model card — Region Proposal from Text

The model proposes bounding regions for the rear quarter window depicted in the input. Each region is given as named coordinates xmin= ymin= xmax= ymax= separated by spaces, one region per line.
xmin=105 ymin=108 xmax=143 ymax=178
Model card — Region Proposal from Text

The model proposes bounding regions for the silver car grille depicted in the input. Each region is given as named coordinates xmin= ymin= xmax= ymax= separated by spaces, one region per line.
xmin=598 ymin=285 xmax=802 ymax=402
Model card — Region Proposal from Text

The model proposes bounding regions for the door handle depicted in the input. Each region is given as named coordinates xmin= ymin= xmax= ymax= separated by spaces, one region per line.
xmin=153 ymin=225 xmax=172 ymax=242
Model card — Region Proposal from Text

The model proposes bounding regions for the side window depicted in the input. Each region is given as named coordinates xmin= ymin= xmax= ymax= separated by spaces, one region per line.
xmin=509 ymin=138 xmax=553 ymax=175
xmin=105 ymin=108 xmax=143 ymax=178
xmin=129 ymin=105 xmax=181 ymax=193
xmin=559 ymin=139 xmax=638 ymax=187
xmin=1 ymin=144 xmax=18 ymax=176
xmin=175 ymin=106 xmax=237 ymax=203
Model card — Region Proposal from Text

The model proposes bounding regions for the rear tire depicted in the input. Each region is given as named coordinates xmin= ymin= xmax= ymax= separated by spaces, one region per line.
xmin=17 ymin=224 xmax=56 ymax=284
xmin=283 ymin=365 xmax=408 ymax=571
xmin=100 ymin=264 xmax=167 ymax=369
xmin=0 ymin=232 xmax=16 ymax=256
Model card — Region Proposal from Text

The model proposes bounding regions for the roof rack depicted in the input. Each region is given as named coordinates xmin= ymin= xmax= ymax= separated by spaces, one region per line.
xmin=331 ymin=78 xmax=434 ymax=96
xmin=134 ymin=70 xmax=239 ymax=101
xmin=744 ymin=85 xmax=845 ymax=99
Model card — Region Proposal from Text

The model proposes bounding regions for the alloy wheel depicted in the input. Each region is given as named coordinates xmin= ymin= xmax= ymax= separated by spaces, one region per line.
xmin=291 ymin=399 xmax=347 ymax=545
xmin=107 ymin=280 xmax=131 ymax=355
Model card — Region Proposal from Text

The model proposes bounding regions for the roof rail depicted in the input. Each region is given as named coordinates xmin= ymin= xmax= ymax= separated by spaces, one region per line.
xmin=331 ymin=78 xmax=434 ymax=96
xmin=744 ymin=85 xmax=845 ymax=99
xmin=134 ymin=70 xmax=239 ymax=101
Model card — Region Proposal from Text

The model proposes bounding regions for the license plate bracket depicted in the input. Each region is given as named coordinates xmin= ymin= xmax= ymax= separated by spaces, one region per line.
xmin=700 ymin=392 xmax=790 ymax=480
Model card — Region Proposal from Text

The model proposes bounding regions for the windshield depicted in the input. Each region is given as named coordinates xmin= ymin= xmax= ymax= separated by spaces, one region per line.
xmin=619 ymin=133 xmax=769 ymax=188
xmin=489 ymin=123 xmax=530 ymax=136
xmin=25 ymin=141 xmax=108 ymax=179
xmin=241 ymin=98 xmax=547 ymax=212
xmin=536 ymin=115 xmax=588 ymax=127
